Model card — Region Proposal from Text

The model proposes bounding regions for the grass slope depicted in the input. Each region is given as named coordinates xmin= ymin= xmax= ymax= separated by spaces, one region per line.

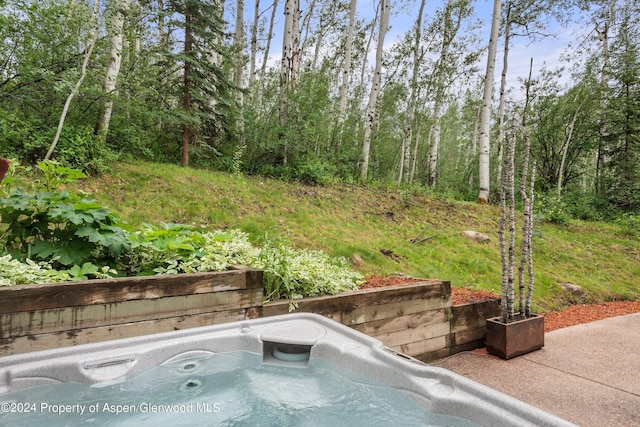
xmin=72 ymin=161 xmax=640 ymax=312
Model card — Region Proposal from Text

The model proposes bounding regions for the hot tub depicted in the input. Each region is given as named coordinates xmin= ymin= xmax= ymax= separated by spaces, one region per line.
xmin=0 ymin=313 xmax=574 ymax=426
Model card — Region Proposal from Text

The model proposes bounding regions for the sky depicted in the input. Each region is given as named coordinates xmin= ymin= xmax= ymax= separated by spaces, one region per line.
xmin=236 ymin=0 xmax=593 ymax=97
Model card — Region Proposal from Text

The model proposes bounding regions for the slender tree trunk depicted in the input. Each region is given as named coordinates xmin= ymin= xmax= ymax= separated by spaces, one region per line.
xmin=399 ymin=0 xmax=426 ymax=187
xmin=255 ymin=0 xmax=278 ymax=108
xmin=477 ymin=0 xmax=502 ymax=203
xmin=261 ymin=0 xmax=278 ymax=79
xmin=409 ymin=124 xmax=422 ymax=184
xmin=249 ymin=0 xmax=260 ymax=87
xmin=468 ymin=105 xmax=480 ymax=187
xmin=300 ymin=0 xmax=316 ymax=49
xmin=96 ymin=0 xmax=128 ymax=143
xmin=428 ymin=0 xmax=457 ymax=187
xmin=337 ymin=0 xmax=357 ymax=126
xmin=557 ymin=95 xmax=589 ymax=195
xmin=358 ymin=10 xmax=378 ymax=102
xmin=360 ymin=0 xmax=390 ymax=182
xmin=495 ymin=3 xmax=512 ymax=191
xmin=45 ymin=0 xmax=101 ymax=161
xmin=291 ymin=0 xmax=301 ymax=86
xmin=182 ymin=3 xmax=193 ymax=167
xmin=595 ymin=0 xmax=615 ymax=195
xmin=517 ymin=122 xmax=531 ymax=316
xmin=311 ymin=13 xmax=324 ymax=70
xmin=235 ymin=0 xmax=245 ymax=134
xmin=279 ymin=0 xmax=295 ymax=130
xmin=279 ymin=0 xmax=299 ymax=164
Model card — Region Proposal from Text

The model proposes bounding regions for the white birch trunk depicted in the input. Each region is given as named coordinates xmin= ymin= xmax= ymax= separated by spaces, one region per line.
xmin=279 ymin=0 xmax=295 ymax=129
xmin=261 ymin=0 xmax=278 ymax=78
xmin=248 ymin=0 xmax=260 ymax=87
xmin=399 ymin=0 xmax=426 ymax=186
xmin=477 ymin=0 xmax=502 ymax=203
xmin=208 ymin=0 xmax=224 ymax=90
xmin=45 ymin=0 xmax=101 ymax=160
xmin=235 ymin=0 xmax=245 ymax=133
xmin=409 ymin=124 xmax=422 ymax=184
xmin=96 ymin=0 xmax=128 ymax=143
xmin=337 ymin=0 xmax=357 ymax=126
xmin=495 ymin=5 xmax=512 ymax=192
xmin=428 ymin=0 xmax=457 ymax=187
xmin=291 ymin=0 xmax=301 ymax=86
xmin=358 ymin=8 xmax=378 ymax=102
xmin=468 ymin=105 xmax=480 ymax=187
xmin=360 ymin=0 xmax=390 ymax=182
xmin=557 ymin=95 xmax=589 ymax=195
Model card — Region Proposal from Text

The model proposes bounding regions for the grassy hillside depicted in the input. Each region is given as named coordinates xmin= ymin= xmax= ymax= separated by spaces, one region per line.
xmin=71 ymin=161 xmax=640 ymax=313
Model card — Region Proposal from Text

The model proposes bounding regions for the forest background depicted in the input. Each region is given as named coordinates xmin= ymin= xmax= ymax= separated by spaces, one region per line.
xmin=0 ymin=0 xmax=638 ymax=218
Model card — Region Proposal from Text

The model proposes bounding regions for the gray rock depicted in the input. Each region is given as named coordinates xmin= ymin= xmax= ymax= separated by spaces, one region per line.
xmin=559 ymin=282 xmax=583 ymax=296
xmin=462 ymin=230 xmax=490 ymax=243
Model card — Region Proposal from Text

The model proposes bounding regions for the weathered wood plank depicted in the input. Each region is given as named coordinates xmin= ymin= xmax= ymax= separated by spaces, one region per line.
xmin=0 ymin=309 xmax=254 ymax=356
xmin=262 ymin=281 xmax=451 ymax=317
xmin=341 ymin=297 xmax=450 ymax=325
xmin=398 ymin=335 xmax=448 ymax=356
xmin=351 ymin=309 xmax=449 ymax=336
xmin=450 ymin=326 xmax=487 ymax=345
xmin=372 ymin=321 xmax=450 ymax=348
xmin=0 ymin=269 xmax=263 ymax=314
xmin=451 ymin=299 xmax=500 ymax=332
xmin=0 ymin=289 xmax=262 ymax=338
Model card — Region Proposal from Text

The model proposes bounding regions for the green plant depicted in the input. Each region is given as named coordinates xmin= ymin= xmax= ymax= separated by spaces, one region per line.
xmin=0 ymin=188 xmax=130 ymax=267
xmin=616 ymin=213 xmax=640 ymax=237
xmin=37 ymin=160 xmax=87 ymax=191
xmin=536 ymin=193 xmax=571 ymax=225
xmin=0 ymin=254 xmax=71 ymax=286
xmin=256 ymin=235 xmax=362 ymax=307
xmin=0 ymin=158 xmax=33 ymax=197
xmin=125 ymin=223 xmax=206 ymax=275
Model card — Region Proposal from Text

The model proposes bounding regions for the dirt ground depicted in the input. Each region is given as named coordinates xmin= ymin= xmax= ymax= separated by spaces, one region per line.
xmin=360 ymin=276 xmax=640 ymax=332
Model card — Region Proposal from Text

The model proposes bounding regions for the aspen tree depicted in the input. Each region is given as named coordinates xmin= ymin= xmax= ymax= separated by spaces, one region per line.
xmin=477 ymin=0 xmax=501 ymax=203
xmin=360 ymin=0 xmax=390 ymax=182
xmin=96 ymin=0 xmax=128 ymax=143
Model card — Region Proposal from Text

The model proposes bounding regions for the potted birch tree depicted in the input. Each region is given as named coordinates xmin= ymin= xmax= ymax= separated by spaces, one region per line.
xmin=485 ymin=121 xmax=544 ymax=359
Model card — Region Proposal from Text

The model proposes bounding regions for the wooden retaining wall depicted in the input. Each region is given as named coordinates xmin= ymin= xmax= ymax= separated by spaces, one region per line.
xmin=263 ymin=280 xmax=501 ymax=362
xmin=0 ymin=271 xmax=500 ymax=361
xmin=0 ymin=269 xmax=263 ymax=356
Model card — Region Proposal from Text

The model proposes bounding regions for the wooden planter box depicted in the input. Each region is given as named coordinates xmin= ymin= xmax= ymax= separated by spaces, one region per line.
xmin=0 ymin=269 xmax=264 ymax=356
xmin=485 ymin=314 xmax=544 ymax=359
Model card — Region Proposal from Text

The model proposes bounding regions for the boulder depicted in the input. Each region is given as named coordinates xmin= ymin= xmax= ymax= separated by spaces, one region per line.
xmin=558 ymin=282 xmax=583 ymax=296
xmin=462 ymin=230 xmax=490 ymax=243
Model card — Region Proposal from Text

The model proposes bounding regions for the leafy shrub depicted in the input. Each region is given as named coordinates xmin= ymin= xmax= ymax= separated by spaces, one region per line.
xmin=292 ymin=158 xmax=338 ymax=185
xmin=0 ymin=255 xmax=71 ymax=286
xmin=616 ymin=214 xmax=640 ymax=237
xmin=535 ymin=193 xmax=571 ymax=225
xmin=257 ymin=243 xmax=362 ymax=305
xmin=0 ymin=188 xmax=130 ymax=267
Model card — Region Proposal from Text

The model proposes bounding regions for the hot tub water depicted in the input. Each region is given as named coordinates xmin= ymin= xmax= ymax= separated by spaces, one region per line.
xmin=0 ymin=351 xmax=478 ymax=426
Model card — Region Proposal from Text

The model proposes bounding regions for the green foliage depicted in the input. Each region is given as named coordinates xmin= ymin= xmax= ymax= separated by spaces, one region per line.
xmin=616 ymin=213 xmax=640 ymax=237
xmin=535 ymin=193 xmax=571 ymax=225
xmin=253 ymin=235 xmax=362 ymax=309
xmin=0 ymin=188 xmax=130 ymax=267
xmin=37 ymin=160 xmax=87 ymax=191
xmin=0 ymin=158 xmax=33 ymax=196
xmin=292 ymin=158 xmax=338 ymax=185
xmin=0 ymin=254 xmax=70 ymax=286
